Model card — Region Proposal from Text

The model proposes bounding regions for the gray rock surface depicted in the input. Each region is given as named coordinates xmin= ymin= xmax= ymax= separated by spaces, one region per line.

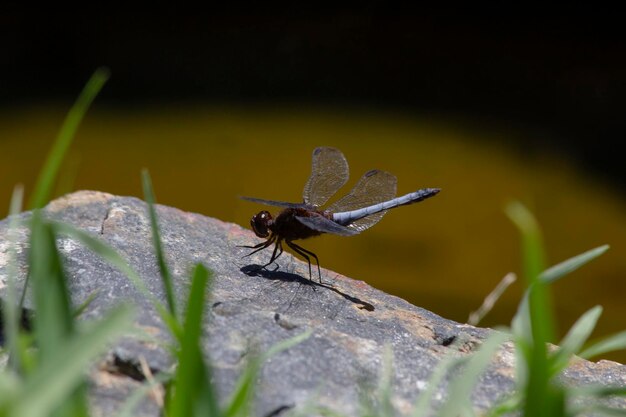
xmin=0 ymin=190 xmax=624 ymax=416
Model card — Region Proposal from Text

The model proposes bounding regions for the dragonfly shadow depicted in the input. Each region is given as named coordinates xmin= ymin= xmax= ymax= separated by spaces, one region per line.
xmin=241 ymin=264 xmax=314 ymax=286
xmin=240 ymin=264 xmax=375 ymax=311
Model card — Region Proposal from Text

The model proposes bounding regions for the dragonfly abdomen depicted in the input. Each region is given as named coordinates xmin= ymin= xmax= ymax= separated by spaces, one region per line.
xmin=332 ymin=188 xmax=440 ymax=225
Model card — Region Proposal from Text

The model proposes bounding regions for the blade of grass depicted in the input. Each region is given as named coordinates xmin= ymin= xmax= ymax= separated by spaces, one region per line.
xmin=468 ymin=272 xmax=517 ymax=326
xmin=574 ymin=405 xmax=626 ymax=416
xmin=138 ymin=355 xmax=164 ymax=408
xmin=225 ymin=329 xmax=312 ymax=417
xmin=29 ymin=215 xmax=93 ymax=416
xmin=166 ymin=263 xmax=220 ymax=417
xmin=16 ymin=333 xmax=36 ymax=375
xmin=484 ymin=393 xmax=522 ymax=417
xmin=20 ymin=68 xmax=110 ymax=312
xmin=0 ymin=372 xmax=21 ymax=408
xmin=505 ymin=201 xmax=554 ymax=343
xmin=570 ymin=385 xmax=626 ymax=398
xmin=511 ymin=292 xmax=531 ymax=345
xmin=283 ymin=386 xmax=325 ymax=417
xmin=438 ymin=332 xmax=509 ymax=417
xmin=261 ymin=330 xmax=313 ymax=363
xmin=7 ymin=184 xmax=23 ymax=216
xmin=72 ymin=290 xmax=99 ymax=319
xmin=315 ymin=407 xmax=348 ymax=417
xmin=52 ymin=152 xmax=82 ymax=201
xmin=28 ymin=68 xmax=109 ymax=210
xmin=142 ymin=169 xmax=177 ymax=319
xmin=506 ymin=201 xmax=561 ymax=417
xmin=411 ymin=355 xmax=464 ymax=417
xmin=377 ymin=344 xmax=395 ymax=417
xmin=29 ymin=215 xmax=74 ymax=362
xmin=114 ymin=372 xmax=170 ymax=417
xmin=50 ymin=220 xmax=183 ymax=341
xmin=49 ymin=222 xmax=148 ymax=297
xmin=550 ymin=306 xmax=603 ymax=374
xmin=10 ymin=305 xmax=133 ymax=417
xmin=579 ymin=330 xmax=626 ymax=360
xmin=539 ymin=245 xmax=610 ymax=284
xmin=4 ymin=185 xmax=24 ymax=372
xmin=569 ymin=389 xmax=626 ymax=417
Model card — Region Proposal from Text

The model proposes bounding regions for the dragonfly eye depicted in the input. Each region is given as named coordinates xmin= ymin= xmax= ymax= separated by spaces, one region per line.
xmin=250 ymin=211 xmax=272 ymax=238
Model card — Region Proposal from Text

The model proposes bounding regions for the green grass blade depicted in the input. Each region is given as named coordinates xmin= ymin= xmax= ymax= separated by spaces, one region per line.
xmin=511 ymin=290 xmax=532 ymax=378
xmin=260 ymin=330 xmax=312 ymax=363
xmin=49 ymin=220 xmax=183 ymax=341
xmin=113 ymin=372 xmax=170 ymax=417
xmin=550 ymin=306 xmax=603 ymax=374
xmin=505 ymin=201 xmax=561 ymax=417
xmin=28 ymin=215 xmax=93 ymax=416
xmin=284 ymin=386 xmax=326 ymax=417
xmin=438 ymin=332 xmax=509 ymax=417
xmin=539 ymin=245 xmax=610 ymax=284
xmin=141 ymin=169 xmax=177 ymax=319
xmin=576 ymin=406 xmax=626 ymax=416
xmin=579 ymin=330 xmax=626 ymax=360
xmin=570 ymin=385 xmax=626 ymax=398
xmin=568 ymin=385 xmax=626 ymax=416
xmin=4 ymin=185 xmax=25 ymax=372
xmin=225 ymin=330 xmax=312 ymax=417
xmin=19 ymin=68 xmax=109 ymax=311
xmin=484 ymin=393 xmax=523 ymax=417
xmin=49 ymin=221 xmax=151 ymax=300
xmin=378 ymin=344 xmax=395 ymax=417
xmin=511 ymin=292 xmax=531 ymax=345
xmin=52 ymin=153 xmax=81 ymax=201
xmin=29 ymin=215 xmax=74 ymax=362
xmin=223 ymin=365 xmax=259 ymax=416
xmin=314 ymin=407 xmax=348 ymax=417
xmin=28 ymin=68 xmax=109 ymax=210
xmin=411 ymin=355 xmax=463 ymax=417
xmin=72 ymin=290 xmax=99 ymax=318
xmin=0 ymin=372 xmax=21 ymax=408
xmin=166 ymin=263 xmax=220 ymax=417
xmin=10 ymin=305 xmax=133 ymax=417
xmin=505 ymin=202 xmax=554 ymax=343
xmin=569 ymin=391 xmax=626 ymax=417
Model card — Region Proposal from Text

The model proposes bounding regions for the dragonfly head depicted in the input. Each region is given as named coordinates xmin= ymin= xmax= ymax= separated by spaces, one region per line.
xmin=250 ymin=210 xmax=273 ymax=238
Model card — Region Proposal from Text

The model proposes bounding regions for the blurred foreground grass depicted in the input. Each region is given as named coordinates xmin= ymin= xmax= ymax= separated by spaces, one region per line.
xmin=1 ymin=103 xmax=625 ymax=363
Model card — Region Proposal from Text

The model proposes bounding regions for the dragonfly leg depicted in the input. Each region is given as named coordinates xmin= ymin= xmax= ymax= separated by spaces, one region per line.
xmin=240 ymin=235 xmax=276 ymax=257
xmin=287 ymin=241 xmax=322 ymax=283
xmin=262 ymin=239 xmax=284 ymax=269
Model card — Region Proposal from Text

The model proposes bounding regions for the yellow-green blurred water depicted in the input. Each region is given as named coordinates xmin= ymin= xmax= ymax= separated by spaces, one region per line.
xmin=2 ymin=104 xmax=625 ymax=363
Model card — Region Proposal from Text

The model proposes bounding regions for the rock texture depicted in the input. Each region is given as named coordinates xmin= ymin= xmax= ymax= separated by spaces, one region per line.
xmin=0 ymin=190 xmax=624 ymax=416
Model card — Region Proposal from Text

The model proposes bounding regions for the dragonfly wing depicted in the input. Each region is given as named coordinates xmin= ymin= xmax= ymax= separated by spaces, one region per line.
xmin=239 ymin=196 xmax=308 ymax=209
xmin=302 ymin=147 xmax=349 ymax=208
xmin=326 ymin=169 xmax=397 ymax=232
xmin=295 ymin=214 xmax=359 ymax=236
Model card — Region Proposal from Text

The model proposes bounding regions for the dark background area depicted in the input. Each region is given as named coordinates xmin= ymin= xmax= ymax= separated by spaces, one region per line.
xmin=2 ymin=13 xmax=626 ymax=189
xmin=3 ymin=13 xmax=626 ymax=364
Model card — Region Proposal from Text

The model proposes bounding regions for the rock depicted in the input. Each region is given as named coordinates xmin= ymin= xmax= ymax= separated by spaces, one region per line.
xmin=0 ymin=190 xmax=624 ymax=416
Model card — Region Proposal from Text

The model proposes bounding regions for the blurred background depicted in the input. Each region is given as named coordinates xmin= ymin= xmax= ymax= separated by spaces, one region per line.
xmin=2 ymin=13 xmax=625 ymax=362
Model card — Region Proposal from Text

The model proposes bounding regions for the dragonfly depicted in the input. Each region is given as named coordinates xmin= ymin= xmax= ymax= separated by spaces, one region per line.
xmin=240 ymin=146 xmax=440 ymax=282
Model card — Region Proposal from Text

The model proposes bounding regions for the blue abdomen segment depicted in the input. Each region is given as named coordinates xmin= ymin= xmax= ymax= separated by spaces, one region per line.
xmin=332 ymin=188 xmax=440 ymax=226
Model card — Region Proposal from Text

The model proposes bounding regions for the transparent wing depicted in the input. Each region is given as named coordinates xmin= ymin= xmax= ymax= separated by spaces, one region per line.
xmin=302 ymin=146 xmax=349 ymax=207
xmin=239 ymin=196 xmax=308 ymax=209
xmin=326 ymin=169 xmax=397 ymax=232
xmin=295 ymin=215 xmax=359 ymax=236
